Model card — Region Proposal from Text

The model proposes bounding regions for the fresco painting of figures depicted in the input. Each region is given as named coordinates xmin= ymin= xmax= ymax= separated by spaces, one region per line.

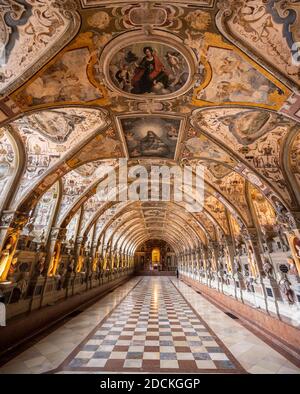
xmin=109 ymin=43 xmax=189 ymax=96
xmin=121 ymin=117 xmax=181 ymax=159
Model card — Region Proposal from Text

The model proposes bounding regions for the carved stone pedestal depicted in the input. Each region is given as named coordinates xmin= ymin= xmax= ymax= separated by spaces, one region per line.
xmin=65 ymin=272 xmax=76 ymax=297
xmin=0 ymin=281 xmax=17 ymax=305
xmin=289 ymin=275 xmax=300 ymax=305
xmin=30 ymin=276 xmax=46 ymax=311
xmin=91 ymin=273 xmax=100 ymax=288
xmin=252 ymin=279 xmax=269 ymax=311
xmin=263 ymin=277 xmax=282 ymax=301
xmin=41 ymin=276 xmax=66 ymax=307
xmin=233 ymin=273 xmax=246 ymax=299
xmin=73 ymin=273 xmax=86 ymax=295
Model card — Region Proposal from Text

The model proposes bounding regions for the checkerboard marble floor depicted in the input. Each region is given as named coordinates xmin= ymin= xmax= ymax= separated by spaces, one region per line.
xmin=0 ymin=276 xmax=299 ymax=374
xmin=55 ymin=278 xmax=244 ymax=373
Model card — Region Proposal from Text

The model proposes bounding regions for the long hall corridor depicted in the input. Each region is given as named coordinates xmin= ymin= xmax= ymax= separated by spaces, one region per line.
xmin=0 ymin=277 xmax=299 ymax=375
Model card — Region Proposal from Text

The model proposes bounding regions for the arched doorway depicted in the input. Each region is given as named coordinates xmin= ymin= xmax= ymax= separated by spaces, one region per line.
xmin=135 ymin=239 xmax=177 ymax=274
xmin=152 ymin=247 xmax=160 ymax=270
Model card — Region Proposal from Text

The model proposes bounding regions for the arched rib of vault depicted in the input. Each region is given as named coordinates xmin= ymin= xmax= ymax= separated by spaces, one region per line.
xmin=162 ymin=205 xmax=210 ymax=243
xmin=96 ymin=200 xmax=208 ymax=250
xmin=103 ymin=213 xmax=198 ymax=254
xmin=94 ymin=202 xmax=135 ymax=244
xmin=71 ymin=173 xmax=247 ymax=247
xmin=190 ymin=107 xmax=300 ymax=210
xmin=115 ymin=219 xmax=194 ymax=254
xmin=203 ymin=193 xmax=229 ymax=234
xmin=0 ymin=125 xmax=26 ymax=213
xmin=96 ymin=203 xmax=144 ymax=251
xmin=129 ymin=234 xmax=181 ymax=256
xmin=134 ymin=216 xmax=199 ymax=248
xmin=83 ymin=197 xmax=220 ymax=257
xmin=147 ymin=230 xmax=199 ymax=254
xmin=105 ymin=215 xmax=145 ymax=252
xmin=244 ymin=180 xmax=277 ymax=241
xmin=95 ymin=203 xmax=205 ymax=255
xmin=282 ymin=127 xmax=300 ymax=205
xmin=7 ymin=108 xmax=111 ymax=210
xmin=202 ymin=163 xmax=253 ymax=225
xmin=32 ymin=155 xmax=248 ymax=234
xmin=59 ymin=166 xmax=119 ymax=229
xmin=11 ymin=110 xmax=112 ymax=213
xmin=124 ymin=230 xmax=185 ymax=256
xmin=121 ymin=228 xmax=185 ymax=256
xmin=160 ymin=215 xmax=208 ymax=245
xmin=57 ymin=159 xmax=118 ymax=225
xmin=132 ymin=235 xmax=182 ymax=256
xmin=145 ymin=224 xmax=198 ymax=250
xmin=124 ymin=220 xmax=198 ymax=252
xmin=191 ymin=207 xmax=223 ymax=241
xmin=5 ymin=149 xmax=260 ymax=251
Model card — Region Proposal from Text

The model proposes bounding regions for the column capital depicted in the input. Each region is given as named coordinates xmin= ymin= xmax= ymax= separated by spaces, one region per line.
xmin=50 ymin=227 xmax=67 ymax=241
xmin=210 ymin=241 xmax=219 ymax=250
xmin=289 ymin=211 xmax=300 ymax=230
xmin=0 ymin=210 xmax=29 ymax=230
xmin=75 ymin=235 xmax=84 ymax=245
xmin=244 ymin=227 xmax=259 ymax=243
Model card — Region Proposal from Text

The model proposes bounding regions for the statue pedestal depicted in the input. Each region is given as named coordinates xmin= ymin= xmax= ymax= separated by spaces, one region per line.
xmin=263 ymin=277 xmax=282 ymax=301
xmin=252 ymin=279 xmax=269 ymax=311
xmin=30 ymin=276 xmax=46 ymax=311
xmin=288 ymin=275 xmax=300 ymax=305
xmin=233 ymin=273 xmax=245 ymax=288
xmin=91 ymin=272 xmax=99 ymax=288
xmin=223 ymin=276 xmax=235 ymax=298
xmin=233 ymin=273 xmax=245 ymax=300
xmin=0 ymin=281 xmax=17 ymax=304
xmin=66 ymin=272 xmax=76 ymax=297
xmin=41 ymin=276 xmax=66 ymax=307
xmin=73 ymin=273 xmax=86 ymax=295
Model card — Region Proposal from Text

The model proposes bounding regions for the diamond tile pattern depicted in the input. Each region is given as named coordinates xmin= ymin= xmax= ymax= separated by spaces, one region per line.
xmin=58 ymin=278 xmax=244 ymax=372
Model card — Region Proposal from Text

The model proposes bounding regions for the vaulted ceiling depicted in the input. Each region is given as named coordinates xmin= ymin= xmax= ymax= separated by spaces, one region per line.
xmin=0 ymin=0 xmax=300 ymax=255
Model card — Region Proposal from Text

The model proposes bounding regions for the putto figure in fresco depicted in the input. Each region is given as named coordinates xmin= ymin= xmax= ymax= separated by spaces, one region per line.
xmin=131 ymin=47 xmax=170 ymax=94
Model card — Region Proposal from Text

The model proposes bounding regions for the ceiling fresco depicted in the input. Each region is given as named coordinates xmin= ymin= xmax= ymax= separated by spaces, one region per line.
xmin=0 ymin=0 xmax=80 ymax=96
xmin=216 ymin=0 xmax=300 ymax=88
xmin=108 ymin=42 xmax=190 ymax=96
xmin=120 ymin=115 xmax=182 ymax=159
xmin=0 ymin=0 xmax=299 ymax=261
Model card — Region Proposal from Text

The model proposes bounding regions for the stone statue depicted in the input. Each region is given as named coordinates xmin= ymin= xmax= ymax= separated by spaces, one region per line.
xmin=263 ymin=258 xmax=273 ymax=278
xmin=248 ymin=245 xmax=258 ymax=278
xmin=279 ymin=274 xmax=294 ymax=304
xmin=0 ymin=236 xmax=15 ymax=281
xmin=68 ymin=258 xmax=75 ymax=273
xmin=36 ymin=256 xmax=46 ymax=276
xmin=287 ymin=257 xmax=298 ymax=276
xmin=275 ymin=224 xmax=290 ymax=251
xmin=233 ymin=258 xmax=241 ymax=272
xmin=23 ymin=216 xmax=35 ymax=236
xmin=16 ymin=273 xmax=29 ymax=299
xmin=40 ymin=230 xmax=46 ymax=243
xmin=245 ymin=275 xmax=253 ymax=292
xmin=273 ymin=198 xmax=295 ymax=230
